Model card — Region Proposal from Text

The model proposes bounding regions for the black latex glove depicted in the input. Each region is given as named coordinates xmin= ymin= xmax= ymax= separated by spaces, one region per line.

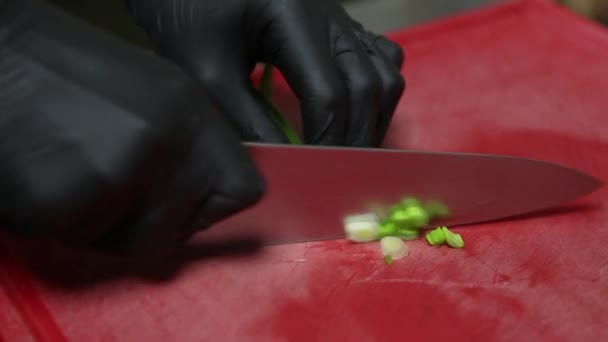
xmin=0 ymin=0 xmax=264 ymax=259
xmin=126 ymin=0 xmax=406 ymax=147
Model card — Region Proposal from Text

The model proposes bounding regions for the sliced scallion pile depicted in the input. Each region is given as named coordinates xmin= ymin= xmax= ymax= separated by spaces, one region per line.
xmin=342 ymin=197 xmax=462 ymax=264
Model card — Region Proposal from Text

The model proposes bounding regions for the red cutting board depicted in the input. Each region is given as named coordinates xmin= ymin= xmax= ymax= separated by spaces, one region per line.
xmin=2 ymin=0 xmax=608 ymax=340
xmin=0 ymin=281 xmax=35 ymax=342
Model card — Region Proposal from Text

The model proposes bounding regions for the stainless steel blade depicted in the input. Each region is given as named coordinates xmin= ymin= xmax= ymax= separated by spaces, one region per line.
xmin=201 ymin=143 xmax=603 ymax=244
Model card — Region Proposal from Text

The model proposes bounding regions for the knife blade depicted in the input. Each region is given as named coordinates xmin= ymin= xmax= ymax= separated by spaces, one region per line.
xmin=201 ymin=143 xmax=603 ymax=244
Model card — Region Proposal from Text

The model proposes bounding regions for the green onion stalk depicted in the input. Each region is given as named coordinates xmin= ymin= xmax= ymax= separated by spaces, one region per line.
xmin=258 ymin=64 xmax=302 ymax=144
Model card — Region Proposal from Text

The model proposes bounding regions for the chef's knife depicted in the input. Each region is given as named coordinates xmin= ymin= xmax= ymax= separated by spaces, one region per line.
xmin=202 ymin=143 xmax=603 ymax=244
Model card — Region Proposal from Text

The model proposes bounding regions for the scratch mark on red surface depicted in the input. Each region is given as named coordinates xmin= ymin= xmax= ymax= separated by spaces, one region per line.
xmin=342 ymin=271 xmax=358 ymax=288
xmin=284 ymin=262 xmax=301 ymax=280
xmin=352 ymin=277 xmax=522 ymax=291
xmin=319 ymin=283 xmax=342 ymax=308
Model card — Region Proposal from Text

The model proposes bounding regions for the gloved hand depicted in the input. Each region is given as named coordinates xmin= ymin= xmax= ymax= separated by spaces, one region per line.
xmin=0 ymin=0 xmax=264 ymax=259
xmin=126 ymin=0 xmax=406 ymax=147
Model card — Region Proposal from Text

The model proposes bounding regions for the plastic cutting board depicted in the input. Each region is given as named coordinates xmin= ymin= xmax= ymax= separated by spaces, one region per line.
xmin=2 ymin=0 xmax=608 ymax=340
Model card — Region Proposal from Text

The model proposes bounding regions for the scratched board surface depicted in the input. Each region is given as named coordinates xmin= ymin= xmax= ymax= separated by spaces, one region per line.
xmin=2 ymin=0 xmax=608 ymax=341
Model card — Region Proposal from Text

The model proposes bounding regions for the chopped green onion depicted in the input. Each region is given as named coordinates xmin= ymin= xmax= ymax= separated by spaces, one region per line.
xmin=378 ymin=221 xmax=399 ymax=238
xmin=378 ymin=222 xmax=420 ymax=240
xmin=442 ymin=226 xmax=464 ymax=248
xmin=381 ymin=236 xmax=409 ymax=261
xmin=396 ymin=228 xmax=420 ymax=240
xmin=344 ymin=213 xmax=380 ymax=243
xmin=389 ymin=206 xmax=429 ymax=228
xmin=425 ymin=226 xmax=464 ymax=248
xmin=425 ymin=227 xmax=447 ymax=246
xmin=343 ymin=197 xmax=459 ymax=251
xmin=384 ymin=255 xmax=393 ymax=265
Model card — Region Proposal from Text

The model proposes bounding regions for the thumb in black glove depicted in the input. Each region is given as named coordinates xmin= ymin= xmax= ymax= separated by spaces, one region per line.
xmin=0 ymin=0 xmax=264 ymax=259
xmin=126 ymin=0 xmax=406 ymax=147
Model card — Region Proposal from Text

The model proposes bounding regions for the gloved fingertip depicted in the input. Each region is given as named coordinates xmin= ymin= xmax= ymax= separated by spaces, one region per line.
xmin=374 ymin=36 xmax=405 ymax=67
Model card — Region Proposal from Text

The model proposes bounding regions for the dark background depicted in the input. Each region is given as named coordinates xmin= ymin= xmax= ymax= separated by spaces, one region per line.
xmin=46 ymin=0 xmax=608 ymax=49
